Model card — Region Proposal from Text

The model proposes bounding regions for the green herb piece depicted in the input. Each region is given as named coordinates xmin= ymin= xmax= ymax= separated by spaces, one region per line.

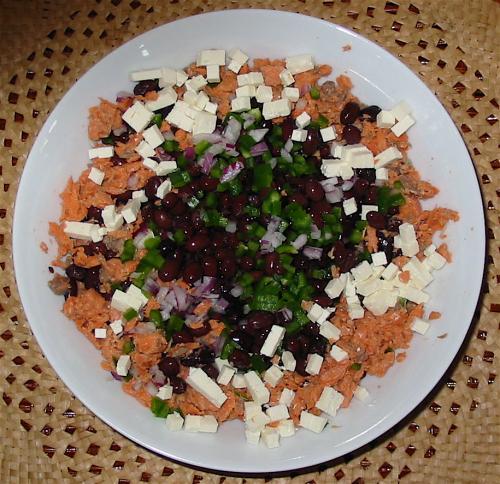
xmin=101 ymin=135 xmax=114 ymax=145
xmin=123 ymin=308 xmax=138 ymax=321
xmin=250 ymin=354 xmax=268 ymax=373
xmin=244 ymin=206 xmax=260 ymax=218
xmin=310 ymin=86 xmax=321 ymax=100
xmin=233 ymin=390 xmax=251 ymax=401
xmin=151 ymin=113 xmax=163 ymax=128
xmin=220 ymin=339 xmax=237 ymax=359
xmin=141 ymin=250 xmax=165 ymax=270
xmin=149 ymin=309 xmax=164 ymax=328
xmin=122 ymin=339 xmax=135 ymax=354
xmin=162 ymin=139 xmax=180 ymax=153
xmin=249 ymin=294 xmax=281 ymax=312
xmin=150 ymin=396 xmax=173 ymax=418
xmin=204 ymin=191 xmax=218 ymax=208
xmin=262 ymin=190 xmax=282 ymax=216
xmin=276 ymin=244 xmax=298 ymax=255
xmin=202 ymin=209 xmax=228 ymax=228
xmin=351 ymin=363 xmax=362 ymax=371
xmin=384 ymin=347 xmax=394 ymax=353
xmin=165 ymin=314 xmax=185 ymax=340
xmin=144 ymin=236 xmax=161 ymax=251
xmin=176 ymin=153 xmax=188 ymax=169
xmin=195 ymin=139 xmax=212 ymax=156
xmin=284 ymin=203 xmax=312 ymax=232
xmin=120 ymin=239 xmax=136 ymax=262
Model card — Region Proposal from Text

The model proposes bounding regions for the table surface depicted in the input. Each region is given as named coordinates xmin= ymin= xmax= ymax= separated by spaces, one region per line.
xmin=0 ymin=0 xmax=499 ymax=482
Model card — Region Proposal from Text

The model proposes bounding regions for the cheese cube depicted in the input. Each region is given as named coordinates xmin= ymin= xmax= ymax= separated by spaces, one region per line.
xmin=158 ymin=67 xmax=178 ymax=87
xmin=227 ymin=59 xmax=243 ymax=74
xmin=88 ymin=167 xmax=105 ymax=185
xmin=126 ymin=284 xmax=148 ymax=306
xmin=130 ymin=68 xmax=162 ymax=81
xmin=109 ymin=319 xmax=123 ymax=335
xmin=426 ymin=251 xmax=447 ymax=270
xmin=135 ymin=140 xmax=156 ymax=158
xmin=143 ymin=157 xmax=158 ymax=171
xmin=353 ymin=385 xmax=371 ymax=403
xmin=351 ymin=260 xmax=373 ymax=282
xmin=214 ymin=357 xmax=231 ymax=372
xmin=231 ymin=373 xmax=246 ymax=388
xmin=244 ymin=401 xmax=262 ymax=421
xmin=339 ymin=163 xmax=355 ymax=180
xmin=305 ymin=353 xmax=323 ymax=375
xmin=165 ymin=412 xmax=184 ymax=431
xmin=228 ymin=48 xmax=249 ymax=65
xmin=281 ymin=351 xmax=296 ymax=372
xmin=156 ymin=384 xmax=173 ymax=400
xmin=263 ymin=365 xmax=283 ymax=387
xmin=197 ymin=49 xmax=225 ymax=66
xmin=102 ymin=205 xmax=124 ymax=231
xmin=424 ymin=244 xmax=437 ymax=257
xmin=279 ymin=388 xmax=295 ymax=407
xmin=244 ymin=371 xmax=270 ymax=404
xmin=291 ymin=129 xmax=307 ymax=142
xmin=278 ymin=419 xmax=296 ymax=438
xmin=156 ymin=179 xmax=172 ymax=199
xmin=363 ymin=289 xmax=398 ymax=315
xmin=299 ymin=411 xmax=327 ymax=433
xmin=245 ymin=429 xmax=260 ymax=445
xmin=231 ymin=96 xmax=251 ymax=113
xmin=184 ymin=415 xmax=202 ymax=432
xmin=122 ymin=101 xmax=154 ymax=133
xmin=255 ymin=85 xmax=273 ymax=103
xmin=296 ymin=111 xmax=311 ymax=128
xmin=199 ymin=415 xmax=218 ymax=433
xmin=206 ymin=64 xmax=220 ymax=83
xmin=325 ymin=274 xmax=347 ymax=299
xmin=116 ymin=355 xmax=130 ymax=376
xmin=236 ymin=85 xmax=256 ymax=99
xmin=320 ymin=126 xmax=336 ymax=142
xmin=204 ymin=101 xmax=218 ymax=114
xmin=156 ymin=160 xmax=177 ymax=176
xmin=371 ymin=251 xmax=388 ymax=267
xmin=142 ymin=124 xmax=164 ymax=148
xmin=261 ymin=427 xmax=280 ymax=448
xmin=192 ymin=111 xmax=217 ymax=135
xmin=374 ymin=146 xmax=402 ymax=167
xmin=111 ymin=289 xmax=139 ymax=312
xmin=186 ymin=368 xmax=228 ymax=408
xmin=176 ymin=70 xmax=188 ymax=87
xmin=279 ymin=69 xmax=295 ymax=86
xmin=317 ymin=307 xmax=334 ymax=325
xmin=345 ymin=273 xmax=357 ymax=296
xmin=145 ymin=86 xmax=177 ymax=111
xmin=398 ymin=285 xmax=429 ymax=304
xmin=319 ymin=321 xmax=341 ymax=341
xmin=88 ymin=146 xmax=114 ymax=159
xmin=63 ymin=221 xmax=99 ymax=241
xmin=94 ymin=328 xmax=106 ymax=339
xmin=316 ymin=387 xmax=344 ymax=417
xmin=282 ymin=87 xmax=300 ymax=102
xmin=307 ymin=303 xmax=324 ymax=323
xmin=342 ymin=144 xmax=374 ymax=168
xmin=411 ymin=317 xmax=430 ymax=335
xmin=376 ymin=110 xmax=396 ymax=129
xmin=348 ymin=303 xmax=365 ymax=320
xmin=401 ymin=239 xmax=420 ymax=257
xmin=260 ymin=325 xmax=286 ymax=357
xmin=217 ymin=365 xmax=235 ymax=385
xmin=376 ymin=167 xmax=388 ymax=181
xmin=266 ymin=404 xmax=289 ymax=422
xmin=391 ymin=114 xmax=416 ymax=137
xmin=330 ymin=345 xmax=348 ymax=362
xmin=286 ymin=54 xmax=314 ymax=74
xmin=262 ymin=99 xmax=292 ymax=120
xmin=185 ymin=75 xmax=207 ymax=93
xmin=121 ymin=199 xmax=141 ymax=224
xmin=391 ymin=100 xmax=412 ymax=121
xmin=381 ymin=262 xmax=399 ymax=280
xmin=343 ymin=197 xmax=357 ymax=216
xmin=248 ymin=72 xmax=264 ymax=85
xmin=246 ymin=411 xmax=270 ymax=432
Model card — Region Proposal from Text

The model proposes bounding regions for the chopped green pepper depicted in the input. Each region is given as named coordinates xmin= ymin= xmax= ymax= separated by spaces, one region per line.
xmin=170 ymin=170 xmax=191 ymax=188
xmin=144 ymin=236 xmax=161 ymax=250
xmin=141 ymin=250 xmax=165 ymax=270
xmin=249 ymin=294 xmax=281 ymax=311
xmin=123 ymin=308 xmax=138 ymax=321
xmin=122 ymin=339 xmax=135 ymax=354
xmin=149 ymin=309 xmax=164 ymax=328
xmin=150 ymin=397 xmax=173 ymax=417
xmin=202 ymin=209 xmax=228 ymax=228
xmin=261 ymin=190 xmax=282 ymax=216
xmin=151 ymin=113 xmax=163 ymax=128
xmin=204 ymin=191 xmax=218 ymax=208
xmin=173 ymin=228 xmax=186 ymax=245
xmin=310 ymin=86 xmax=321 ymax=100
xmin=220 ymin=339 xmax=237 ymax=359
xmin=195 ymin=139 xmax=212 ymax=156
xmin=253 ymin=163 xmax=273 ymax=190
xmin=284 ymin=203 xmax=312 ymax=232
xmin=250 ymin=354 xmax=268 ymax=373
xmin=163 ymin=139 xmax=180 ymax=152
xmin=351 ymin=363 xmax=362 ymax=371
xmin=120 ymin=239 xmax=136 ymax=262
xmin=165 ymin=314 xmax=185 ymax=339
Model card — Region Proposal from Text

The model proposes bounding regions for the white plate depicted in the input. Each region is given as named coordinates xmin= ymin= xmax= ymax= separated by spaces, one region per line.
xmin=13 ymin=9 xmax=484 ymax=474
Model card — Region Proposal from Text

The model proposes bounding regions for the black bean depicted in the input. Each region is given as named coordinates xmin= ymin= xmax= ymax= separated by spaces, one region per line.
xmin=387 ymin=217 xmax=403 ymax=232
xmin=363 ymin=186 xmax=379 ymax=204
xmin=158 ymin=259 xmax=181 ymax=282
xmin=285 ymin=336 xmax=301 ymax=355
xmin=366 ymin=211 xmax=387 ymax=229
xmin=201 ymin=256 xmax=218 ymax=277
xmin=158 ymin=238 xmax=177 ymax=258
xmin=229 ymin=330 xmax=254 ymax=352
xmin=158 ymin=356 xmax=180 ymax=377
xmin=161 ymin=192 xmax=179 ymax=210
xmin=133 ymin=79 xmax=159 ymax=96
xmin=85 ymin=206 xmax=103 ymax=223
xmin=340 ymin=102 xmax=361 ymax=125
xmin=65 ymin=264 xmax=87 ymax=281
xmin=183 ymin=261 xmax=203 ymax=284
xmin=281 ymin=117 xmax=295 ymax=140
xmin=312 ymin=294 xmax=334 ymax=307
xmin=84 ymin=265 xmax=101 ymax=291
xmin=302 ymin=129 xmax=320 ymax=155
xmin=202 ymin=365 xmax=219 ymax=380
xmin=172 ymin=330 xmax=194 ymax=345
xmin=170 ymin=376 xmax=187 ymax=394
xmin=295 ymin=356 xmax=308 ymax=376
xmin=218 ymin=257 xmax=237 ymax=279
xmin=264 ymin=252 xmax=282 ymax=276
xmin=355 ymin=168 xmax=376 ymax=183
xmin=229 ymin=349 xmax=252 ymax=370
xmin=111 ymin=155 xmax=127 ymax=166
xmin=187 ymin=320 xmax=212 ymax=337
xmin=145 ymin=176 xmax=162 ymax=199
xmin=114 ymin=190 xmax=133 ymax=205
xmin=303 ymin=322 xmax=320 ymax=335
xmin=342 ymin=125 xmax=362 ymax=144
xmin=309 ymin=334 xmax=328 ymax=355
xmin=241 ymin=311 xmax=275 ymax=335
xmin=239 ymin=256 xmax=255 ymax=271
xmin=359 ymin=105 xmax=381 ymax=122
xmin=153 ymin=209 xmax=173 ymax=229
xmin=185 ymin=234 xmax=210 ymax=253
xmin=304 ymin=179 xmax=325 ymax=202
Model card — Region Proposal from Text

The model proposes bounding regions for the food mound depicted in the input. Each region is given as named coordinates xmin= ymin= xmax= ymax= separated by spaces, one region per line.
xmin=48 ymin=49 xmax=458 ymax=447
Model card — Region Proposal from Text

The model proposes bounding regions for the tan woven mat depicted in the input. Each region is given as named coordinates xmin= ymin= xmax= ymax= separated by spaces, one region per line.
xmin=0 ymin=0 xmax=498 ymax=482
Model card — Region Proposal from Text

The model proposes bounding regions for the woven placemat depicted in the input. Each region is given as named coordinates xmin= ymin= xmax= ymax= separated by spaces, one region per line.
xmin=0 ymin=0 xmax=498 ymax=482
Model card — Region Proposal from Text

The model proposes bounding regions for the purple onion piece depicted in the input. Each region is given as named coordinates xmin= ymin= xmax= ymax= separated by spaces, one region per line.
xmin=212 ymin=298 xmax=229 ymax=313
xmin=184 ymin=146 xmax=196 ymax=161
xmin=248 ymin=128 xmax=269 ymax=143
xmin=223 ymin=118 xmax=241 ymax=145
xmin=292 ymin=233 xmax=308 ymax=250
xmin=284 ymin=139 xmax=294 ymax=152
xmin=111 ymin=371 xmax=123 ymax=381
xmin=220 ymin=160 xmax=244 ymax=183
xmin=325 ymin=187 xmax=343 ymax=204
xmin=250 ymin=141 xmax=269 ymax=156
xmin=200 ymin=152 xmax=216 ymax=174
xmin=303 ymin=246 xmax=323 ymax=260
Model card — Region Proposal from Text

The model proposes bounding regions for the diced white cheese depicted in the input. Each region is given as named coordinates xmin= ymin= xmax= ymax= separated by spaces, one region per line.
xmin=316 ymin=387 xmax=344 ymax=417
xmin=262 ymin=99 xmax=292 ymax=120
xmin=237 ymin=72 xmax=264 ymax=86
xmin=261 ymin=427 xmax=280 ymax=448
xmin=381 ymin=262 xmax=399 ymax=280
xmin=165 ymin=412 xmax=184 ymax=431
xmin=351 ymin=260 xmax=373 ymax=282
xmin=278 ymin=419 xmax=296 ymax=438
xmin=166 ymin=102 xmax=195 ymax=132
xmin=244 ymin=371 xmax=270 ymax=405
xmin=426 ymin=251 xmax=447 ymax=270
xmin=204 ymin=101 xmax=218 ymax=114
xmin=135 ymin=140 xmax=156 ymax=158
xmin=192 ymin=111 xmax=217 ymax=135
xmin=399 ymin=223 xmax=417 ymax=243
xmin=236 ymin=85 xmax=256 ymax=98
xmin=424 ymin=244 xmax=437 ymax=257
xmin=321 ymin=157 xmax=345 ymax=177
xmin=246 ymin=411 xmax=270 ymax=432
xmin=63 ymin=221 xmax=101 ymax=242
xmin=111 ymin=289 xmax=140 ymax=312
xmin=143 ymin=157 xmax=158 ymax=171
xmin=185 ymin=75 xmax=208 ymax=93
xmin=121 ymin=198 xmax=141 ymax=224
xmin=255 ymin=85 xmax=273 ymax=103
xmin=158 ymin=67 xmax=178 ymax=88
xmin=281 ymin=351 xmax=296 ymax=372
xmin=156 ymin=160 xmax=177 ymax=176
xmin=320 ymin=126 xmax=336 ymax=142
xmin=361 ymin=204 xmax=378 ymax=220
xmin=317 ymin=307 xmax=334 ymax=325
xmin=199 ymin=415 xmax=218 ymax=433
xmin=126 ymin=284 xmax=148 ymax=306
xmin=295 ymin=111 xmax=311 ymax=128
xmin=102 ymin=205 xmax=124 ymax=231
xmin=305 ymin=353 xmax=323 ymax=375
xmin=391 ymin=114 xmax=415 ymax=137
xmin=286 ymin=54 xmax=314 ymax=74
xmin=88 ymin=167 xmax=105 ymax=185
xmin=299 ymin=411 xmax=327 ymax=433
xmin=279 ymin=69 xmax=295 ymax=86
xmin=145 ymin=86 xmax=178 ymax=111
xmin=325 ymin=274 xmax=347 ymax=299
xmin=398 ymin=285 xmax=429 ymax=304
xmin=330 ymin=345 xmax=349 ymax=362
xmin=345 ymin=273 xmax=357 ymax=297
xmin=88 ymin=146 xmax=114 ymax=159
xmin=244 ymin=401 xmax=261 ymax=421
xmin=291 ymin=128 xmax=307 ymax=142
xmin=348 ymin=304 xmax=365 ymax=320
xmin=184 ymin=415 xmax=202 ymax=432
xmin=411 ymin=317 xmax=430 ymax=335
xmin=363 ymin=289 xmax=397 ymax=316
xmin=156 ymin=384 xmax=173 ymax=400
xmin=331 ymin=142 xmax=344 ymax=158
xmin=245 ymin=428 xmax=260 ymax=445
xmin=371 ymin=251 xmax=388 ymax=267
xmin=197 ymin=49 xmax=225 ymax=66
xmin=122 ymin=101 xmax=154 ymax=133
xmin=231 ymin=373 xmax=246 ymax=388
xmin=231 ymin=96 xmax=251 ymax=113
xmin=130 ymin=68 xmax=162 ymax=81
xmin=376 ymin=110 xmax=396 ymax=129
xmin=343 ymin=197 xmax=357 ymax=216
xmin=341 ymin=144 xmax=375 ymax=168
xmin=206 ymin=64 xmax=220 ymax=83
xmin=217 ymin=365 xmax=236 ymax=385
xmin=214 ymin=357 xmax=231 ymax=372
xmin=391 ymin=100 xmax=412 ymax=121
xmin=376 ymin=167 xmax=388 ymax=181
xmin=227 ymin=59 xmax=243 ymax=74
xmin=282 ymin=87 xmax=300 ymax=102
xmin=353 ymin=385 xmax=371 ymax=403
xmin=260 ymin=325 xmax=286 ymax=357
xmin=319 ymin=321 xmax=341 ymax=341
xmin=339 ymin=163 xmax=355 ymax=180
xmin=278 ymin=388 xmax=295 ymax=407
xmin=228 ymin=48 xmax=249 ymax=65
xmin=307 ymin=303 xmax=324 ymax=323
xmin=132 ymin=189 xmax=148 ymax=203
xmin=186 ymin=368 xmax=227 ymax=408
xmin=116 ymin=355 xmax=130 ymax=376
xmin=266 ymin=404 xmax=290 ymax=422
xmin=263 ymin=365 xmax=283 ymax=387
xmin=176 ymin=70 xmax=188 ymax=87
xmin=94 ymin=328 xmax=107 ymax=339
xmin=109 ymin=319 xmax=123 ymax=335
xmin=142 ymin=124 xmax=164 ymax=148
xmin=374 ymin=146 xmax=402 ymax=167
xmin=156 ymin=179 xmax=172 ymax=199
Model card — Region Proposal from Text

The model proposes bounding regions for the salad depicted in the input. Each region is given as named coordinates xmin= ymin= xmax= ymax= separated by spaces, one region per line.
xmin=47 ymin=49 xmax=458 ymax=447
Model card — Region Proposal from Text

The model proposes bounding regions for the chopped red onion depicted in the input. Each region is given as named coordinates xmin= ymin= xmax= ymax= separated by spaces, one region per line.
xmin=230 ymin=285 xmax=243 ymax=298
xmin=295 ymin=98 xmax=307 ymax=111
xmin=127 ymin=172 xmax=140 ymax=189
xmin=250 ymin=141 xmax=269 ymax=156
xmin=193 ymin=276 xmax=217 ymax=297
xmin=172 ymin=284 xmax=189 ymax=311
xmin=299 ymin=84 xmax=311 ymax=96
xmin=214 ymin=334 xmax=225 ymax=355
xmin=303 ymin=246 xmax=323 ymax=260
xmin=200 ymin=152 xmax=216 ymax=174
xmin=133 ymin=228 xmax=154 ymax=249
xmin=160 ymin=307 xmax=171 ymax=320
xmin=132 ymin=380 xmax=142 ymax=391
xmin=320 ymin=177 xmax=339 ymax=192
xmin=284 ymin=139 xmax=294 ymax=152
xmin=310 ymin=224 xmax=321 ymax=240
xmin=193 ymin=132 xmax=223 ymax=144
xmin=248 ymin=128 xmax=269 ymax=143
xmin=225 ymin=221 xmax=237 ymax=233
xmin=146 ymin=382 xmax=158 ymax=396
xmin=133 ymin=322 xmax=157 ymax=334
xmin=260 ymin=239 xmax=274 ymax=254
xmin=111 ymin=371 xmax=123 ymax=381
xmin=213 ymin=298 xmax=229 ymax=313
xmin=292 ymin=233 xmax=308 ymax=250
xmin=143 ymin=276 xmax=160 ymax=295
xmin=163 ymin=130 xmax=175 ymax=141
xmin=220 ymin=160 xmax=244 ymax=183
xmin=342 ymin=179 xmax=355 ymax=191
xmin=207 ymin=143 xmax=225 ymax=156
xmin=325 ymin=187 xmax=343 ymax=203
xmin=112 ymin=125 xmax=128 ymax=136
xmin=150 ymin=365 xmax=166 ymax=385
xmin=184 ymin=146 xmax=196 ymax=161
xmin=242 ymin=112 xmax=255 ymax=129
xmin=278 ymin=307 xmax=293 ymax=323
xmin=280 ymin=148 xmax=293 ymax=163
xmin=223 ymin=118 xmax=241 ymax=145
